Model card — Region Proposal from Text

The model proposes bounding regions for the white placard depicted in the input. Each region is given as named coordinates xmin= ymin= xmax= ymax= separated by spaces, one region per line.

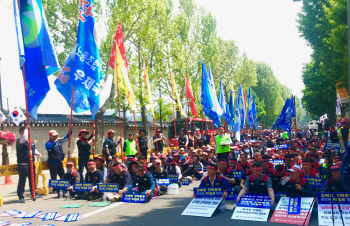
xmin=318 ymin=204 xmax=350 ymax=225
xmin=0 ymin=221 xmax=11 ymax=226
xmin=181 ymin=197 xmax=222 ymax=217
xmin=231 ymin=207 xmax=270 ymax=222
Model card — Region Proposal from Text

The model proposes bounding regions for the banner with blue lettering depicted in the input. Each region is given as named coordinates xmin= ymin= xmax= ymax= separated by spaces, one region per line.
xmin=193 ymin=165 xmax=202 ymax=172
xmin=226 ymin=191 xmax=236 ymax=201
xmin=168 ymin=174 xmax=178 ymax=183
xmin=157 ymin=179 xmax=170 ymax=185
xmin=317 ymin=192 xmax=350 ymax=226
xmin=73 ymin=182 xmax=93 ymax=192
xmin=325 ymin=141 xmax=341 ymax=150
xmin=288 ymin=197 xmax=301 ymax=214
xmin=243 ymin=148 xmax=251 ymax=154
xmin=273 ymin=144 xmax=288 ymax=149
xmin=42 ymin=212 xmax=57 ymax=221
xmin=97 ymin=184 xmax=119 ymax=192
xmin=203 ymin=166 xmax=208 ymax=172
xmin=269 ymin=160 xmax=285 ymax=166
xmin=232 ymin=171 xmax=243 ymax=179
xmin=317 ymin=192 xmax=350 ymax=204
xmin=122 ymin=194 xmax=147 ymax=203
xmin=237 ymin=194 xmax=271 ymax=208
xmin=194 ymin=187 xmax=224 ymax=198
xmin=235 ymin=150 xmax=240 ymax=156
xmin=304 ymin=177 xmax=325 ymax=188
xmin=181 ymin=178 xmax=190 ymax=185
xmin=49 ymin=180 xmax=70 ymax=189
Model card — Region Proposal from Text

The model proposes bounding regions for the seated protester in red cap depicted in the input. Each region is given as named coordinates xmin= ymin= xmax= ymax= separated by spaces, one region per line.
xmin=215 ymin=126 xmax=232 ymax=161
xmin=323 ymin=165 xmax=347 ymax=192
xmin=301 ymin=158 xmax=320 ymax=178
xmin=270 ymin=164 xmax=289 ymax=191
xmin=238 ymin=153 xmax=250 ymax=172
xmin=160 ymin=154 xmax=168 ymax=167
xmin=81 ymin=160 xmax=104 ymax=200
xmin=165 ymin=156 xmax=182 ymax=186
xmin=189 ymin=153 xmax=203 ymax=180
xmin=94 ymin=156 xmax=107 ymax=181
xmin=261 ymin=160 xmax=273 ymax=177
xmin=173 ymin=153 xmax=181 ymax=165
xmin=138 ymin=129 xmax=149 ymax=159
xmin=177 ymin=128 xmax=189 ymax=151
xmin=123 ymin=134 xmax=138 ymax=158
xmin=282 ymin=154 xmax=294 ymax=171
xmin=245 ymin=160 xmax=254 ymax=177
xmin=153 ymin=129 xmax=166 ymax=153
xmin=126 ymin=163 xmax=156 ymax=202
xmin=265 ymin=148 xmax=274 ymax=158
xmin=102 ymin=130 xmax=119 ymax=166
xmin=17 ymin=125 xmax=42 ymax=203
xmin=277 ymin=165 xmax=313 ymax=197
xmin=261 ymin=155 xmax=274 ymax=170
xmin=194 ymin=163 xmax=233 ymax=199
xmin=106 ymin=162 xmax=131 ymax=202
xmin=236 ymin=162 xmax=275 ymax=205
xmin=151 ymin=159 xmax=169 ymax=195
xmin=148 ymin=156 xmax=162 ymax=174
xmin=137 ymin=155 xmax=148 ymax=172
xmin=76 ymin=128 xmax=94 ymax=176
xmin=46 ymin=129 xmax=71 ymax=186
xmin=63 ymin=161 xmax=83 ymax=199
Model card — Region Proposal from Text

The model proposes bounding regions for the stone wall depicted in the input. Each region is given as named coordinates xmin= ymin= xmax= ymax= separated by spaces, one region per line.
xmin=3 ymin=124 xmax=168 ymax=165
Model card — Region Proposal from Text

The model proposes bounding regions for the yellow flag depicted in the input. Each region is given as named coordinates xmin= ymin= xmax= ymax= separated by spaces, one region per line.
xmin=143 ymin=60 xmax=154 ymax=116
xmin=169 ymin=69 xmax=186 ymax=117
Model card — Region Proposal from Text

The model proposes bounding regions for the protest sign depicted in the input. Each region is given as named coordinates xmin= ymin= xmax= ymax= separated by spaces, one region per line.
xmin=325 ymin=141 xmax=341 ymax=150
xmin=181 ymin=197 xmax=223 ymax=217
xmin=231 ymin=194 xmax=271 ymax=222
xmin=65 ymin=213 xmax=79 ymax=222
xmin=232 ymin=171 xmax=243 ymax=179
xmin=49 ymin=180 xmax=70 ymax=189
xmin=122 ymin=194 xmax=147 ymax=203
xmin=42 ymin=212 xmax=57 ymax=221
xmin=304 ymin=177 xmax=325 ymax=188
xmin=243 ymin=149 xmax=251 ymax=154
xmin=97 ymin=184 xmax=119 ymax=192
xmin=157 ymin=179 xmax=170 ymax=185
xmin=317 ymin=192 xmax=350 ymax=226
xmin=270 ymin=160 xmax=285 ymax=166
xmin=235 ymin=150 xmax=240 ymax=156
xmin=270 ymin=197 xmax=314 ymax=225
xmin=194 ymin=187 xmax=224 ymax=198
xmin=193 ymin=165 xmax=202 ymax=172
xmin=226 ymin=191 xmax=235 ymax=201
xmin=237 ymin=194 xmax=271 ymax=208
xmin=4 ymin=210 xmax=21 ymax=216
xmin=274 ymin=144 xmax=288 ymax=149
xmin=168 ymin=174 xmax=178 ymax=183
xmin=23 ymin=211 xmax=41 ymax=218
xmin=73 ymin=183 xmax=93 ymax=192
xmin=181 ymin=178 xmax=190 ymax=185
xmin=0 ymin=221 xmax=10 ymax=226
xmin=288 ymin=197 xmax=301 ymax=214
xmin=203 ymin=166 xmax=208 ymax=172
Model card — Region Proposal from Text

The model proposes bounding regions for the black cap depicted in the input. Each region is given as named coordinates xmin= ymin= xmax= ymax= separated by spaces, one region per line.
xmin=275 ymin=164 xmax=284 ymax=171
xmin=229 ymin=155 xmax=237 ymax=161
xmin=19 ymin=127 xmax=25 ymax=132
xmin=253 ymin=162 xmax=262 ymax=168
xmin=262 ymin=155 xmax=269 ymax=160
xmin=284 ymin=154 xmax=293 ymax=159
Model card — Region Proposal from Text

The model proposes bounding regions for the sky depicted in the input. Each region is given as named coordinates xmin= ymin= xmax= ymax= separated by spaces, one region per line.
xmin=0 ymin=0 xmax=312 ymax=116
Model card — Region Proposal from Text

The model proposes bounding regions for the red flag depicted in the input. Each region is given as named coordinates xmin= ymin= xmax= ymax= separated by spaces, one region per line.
xmin=185 ymin=75 xmax=198 ymax=117
xmin=109 ymin=21 xmax=129 ymax=70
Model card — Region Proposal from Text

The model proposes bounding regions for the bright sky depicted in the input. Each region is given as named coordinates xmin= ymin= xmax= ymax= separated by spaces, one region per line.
xmin=0 ymin=0 xmax=311 ymax=116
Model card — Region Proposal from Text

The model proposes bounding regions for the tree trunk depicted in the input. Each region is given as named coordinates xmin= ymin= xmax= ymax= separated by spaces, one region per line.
xmin=2 ymin=145 xmax=9 ymax=165
xmin=123 ymin=109 xmax=128 ymax=139
xmin=329 ymin=103 xmax=337 ymax=126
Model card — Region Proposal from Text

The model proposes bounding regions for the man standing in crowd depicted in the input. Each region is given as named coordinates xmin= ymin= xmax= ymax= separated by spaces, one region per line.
xmin=178 ymin=128 xmax=188 ymax=151
xmin=187 ymin=130 xmax=194 ymax=150
xmin=46 ymin=130 xmax=69 ymax=184
xmin=103 ymin=130 xmax=119 ymax=166
xmin=215 ymin=126 xmax=232 ymax=161
xmin=153 ymin=129 xmax=165 ymax=153
xmin=76 ymin=128 xmax=94 ymax=176
xmin=123 ymin=134 xmax=137 ymax=157
xmin=203 ymin=130 xmax=211 ymax=146
xmin=138 ymin=129 xmax=149 ymax=158
xmin=17 ymin=125 xmax=42 ymax=203
xmin=341 ymin=122 xmax=350 ymax=148
xmin=194 ymin=129 xmax=202 ymax=148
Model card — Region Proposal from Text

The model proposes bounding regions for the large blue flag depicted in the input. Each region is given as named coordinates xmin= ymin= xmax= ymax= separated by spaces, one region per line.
xmin=238 ymin=84 xmax=246 ymax=129
xmin=201 ymin=61 xmax=222 ymax=127
xmin=219 ymin=78 xmax=232 ymax=126
xmin=284 ymin=95 xmax=295 ymax=132
xmin=55 ymin=0 xmax=103 ymax=119
xmin=229 ymin=84 xmax=235 ymax=123
xmin=248 ymin=88 xmax=254 ymax=129
xmin=14 ymin=0 xmax=60 ymax=118
xmin=271 ymin=98 xmax=290 ymax=130
xmin=252 ymin=93 xmax=258 ymax=130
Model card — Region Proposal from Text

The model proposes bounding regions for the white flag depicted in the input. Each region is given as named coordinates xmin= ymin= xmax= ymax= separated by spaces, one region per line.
xmin=320 ymin=113 xmax=328 ymax=122
xmin=336 ymin=92 xmax=341 ymax=116
xmin=8 ymin=107 xmax=25 ymax=126
xmin=0 ymin=110 xmax=6 ymax=124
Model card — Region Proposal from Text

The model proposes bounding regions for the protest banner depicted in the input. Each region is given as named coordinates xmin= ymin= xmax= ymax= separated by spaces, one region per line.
xmin=157 ymin=179 xmax=170 ymax=185
xmin=73 ymin=183 xmax=93 ymax=192
xmin=231 ymin=194 xmax=271 ymax=221
xmin=97 ymin=184 xmax=119 ymax=192
xmin=317 ymin=192 xmax=350 ymax=226
xmin=0 ymin=221 xmax=10 ymax=226
xmin=122 ymin=194 xmax=147 ymax=203
xmin=193 ymin=165 xmax=202 ymax=172
xmin=4 ymin=210 xmax=21 ymax=216
xmin=288 ymin=197 xmax=301 ymax=214
xmin=325 ymin=141 xmax=341 ymax=150
xmin=168 ymin=174 xmax=178 ymax=183
xmin=181 ymin=197 xmax=223 ymax=217
xmin=23 ymin=211 xmax=41 ymax=218
xmin=42 ymin=212 xmax=57 ymax=221
xmin=304 ymin=177 xmax=325 ymax=188
xmin=232 ymin=171 xmax=243 ymax=179
xmin=274 ymin=144 xmax=288 ymax=149
xmin=235 ymin=150 xmax=240 ymax=156
xmin=203 ymin=166 xmax=208 ymax=172
xmin=270 ymin=197 xmax=314 ymax=225
xmin=65 ymin=213 xmax=79 ymax=222
xmin=270 ymin=160 xmax=285 ymax=166
xmin=193 ymin=187 xmax=224 ymax=198
xmin=181 ymin=178 xmax=190 ymax=185
xmin=49 ymin=180 xmax=70 ymax=189
xmin=226 ymin=191 xmax=235 ymax=201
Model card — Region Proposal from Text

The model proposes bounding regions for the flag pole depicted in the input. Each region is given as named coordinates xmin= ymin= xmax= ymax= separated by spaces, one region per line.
xmin=22 ymin=66 xmax=36 ymax=201
xmin=185 ymin=75 xmax=188 ymax=150
xmin=92 ymin=120 xmax=95 ymax=158
xmin=201 ymin=106 xmax=204 ymax=145
xmin=152 ymin=115 xmax=159 ymax=153
xmin=126 ymin=68 xmax=139 ymax=152
xmin=169 ymin=69 xmax=177 ymax=146
xmin=67 ymin=86 xmax=75 ymax=161
xmin=294 ymin=96 xmax=298 ymax=130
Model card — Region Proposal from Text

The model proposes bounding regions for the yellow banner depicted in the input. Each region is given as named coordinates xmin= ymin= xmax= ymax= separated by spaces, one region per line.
xmin=144 ymin=60 xmax=154 ymax=116
xmin=169 ymin=69 xmax=186 ymax=117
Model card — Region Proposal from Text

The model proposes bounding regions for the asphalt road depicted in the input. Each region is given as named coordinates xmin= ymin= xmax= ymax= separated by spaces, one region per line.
xmin=0 ymin=177 xmax=323 ymax=226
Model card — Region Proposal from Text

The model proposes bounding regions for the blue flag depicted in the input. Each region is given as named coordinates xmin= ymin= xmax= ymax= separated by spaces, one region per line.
xmin=234 ymin=87 xmax=240 ymax=140
xmin=272 ymin=98 xmax=290 ymax=130
xmin=55 ymin=0 xmax=103 ymax=119
xmin=201 ymin=61 xmax=222 ymax=127
xmin=14 ymin=0 xmax=60 ymax=118
xmin=284 ymin=95 xmax=295 ymax=132
xmin=238 ymin=85 xmax=246 ymax=129
xmin=248 ymin=88 xmax=253 ymax=129
xmin=219 ymin=78 xmax=232 ymax=126
xmin=252 ymin=93 xmax=258 ymax=130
